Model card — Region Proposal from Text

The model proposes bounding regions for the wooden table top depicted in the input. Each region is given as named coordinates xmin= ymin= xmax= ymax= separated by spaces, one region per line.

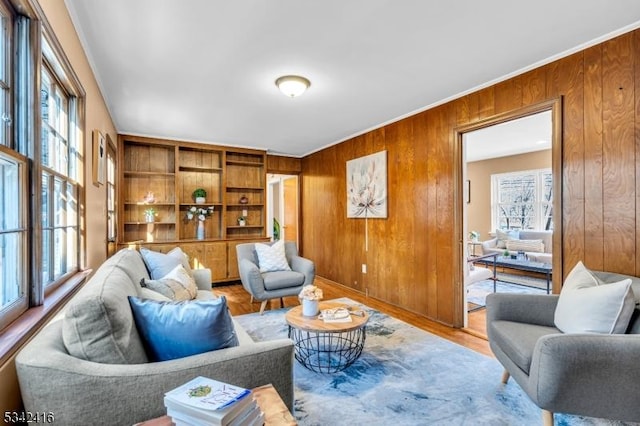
xmin=285 ymin=301 xmax=369 ymax=333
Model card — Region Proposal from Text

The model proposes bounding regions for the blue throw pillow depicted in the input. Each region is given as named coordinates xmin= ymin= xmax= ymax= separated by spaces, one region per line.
xmin=128 ymin=296 xmax=239 ymax=361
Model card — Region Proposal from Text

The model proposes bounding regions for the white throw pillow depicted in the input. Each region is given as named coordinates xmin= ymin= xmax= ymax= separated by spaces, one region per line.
xmin=255 ymin=240 xmax=291 ymax=273
xmin=554 ymin=261 xmax=635 ymax=334
xmin=506 ymin=239 xmax=544 ymax=253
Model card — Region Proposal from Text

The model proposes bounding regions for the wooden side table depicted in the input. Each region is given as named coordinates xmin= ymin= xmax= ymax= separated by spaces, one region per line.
xmin=285 ymin=301 xmax=369 ymax=373
xmin=136 ymin=383 xmax=296 ymax=425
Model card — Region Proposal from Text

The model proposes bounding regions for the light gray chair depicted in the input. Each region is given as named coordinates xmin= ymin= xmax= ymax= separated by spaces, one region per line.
xmin=486 ymin=270 xmax=640 ymax=425
xmin=236 ymin=241 xmax=315 ymax=314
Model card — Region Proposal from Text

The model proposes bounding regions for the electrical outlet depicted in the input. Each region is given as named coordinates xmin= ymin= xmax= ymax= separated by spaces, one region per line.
xmin=362 ymin=264 xmax=367 ymax=274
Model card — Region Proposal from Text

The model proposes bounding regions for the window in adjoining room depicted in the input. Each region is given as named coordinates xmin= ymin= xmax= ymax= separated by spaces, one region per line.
xmin=491 ymin=168 xmax=552 ymax=231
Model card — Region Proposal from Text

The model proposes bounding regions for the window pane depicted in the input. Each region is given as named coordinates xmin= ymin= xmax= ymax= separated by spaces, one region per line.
xmin=67 ymin=183 xmax=77 ymax=226
xmin=54 ymin=228 xmax=64 ymax=278
xmin=0 ymin=154 xmax=24 ymax=311
xmin=42 ymin=229 xmax=50 ymax=283
xmin=67 ymin=226 xmax=77 ymax=270
xmin=41 ymin=173 xmax=49 ymax=226
xmin=1 ymin=233 xmax=22 ymax=307
xmin=54 ymin=178 xmax=64 ymax=227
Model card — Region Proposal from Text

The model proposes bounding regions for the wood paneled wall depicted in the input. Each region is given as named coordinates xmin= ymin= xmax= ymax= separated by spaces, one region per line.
xmin=301 ymin=28 xmax=640 ymax=326
xmin=267 ymin=154 xmax=302 ymax=174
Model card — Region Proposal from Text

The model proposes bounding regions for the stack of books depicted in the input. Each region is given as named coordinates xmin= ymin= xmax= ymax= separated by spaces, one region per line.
xmin=164 ymin=376 xmax=264 ymax=426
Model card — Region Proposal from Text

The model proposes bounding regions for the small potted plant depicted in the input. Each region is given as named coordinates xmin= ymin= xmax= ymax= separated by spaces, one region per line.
xmin=299 ymin=285 xmax=323 ymax=317
xmin=237 ymin=216 xmax=246 ymax=226
xmin=192 ymin=188 xmax=207 ymax=204
xmin=143 ymin=208 xmax=156 ymax=223
xmin=469 ymin=231 xmax=480 ymax=242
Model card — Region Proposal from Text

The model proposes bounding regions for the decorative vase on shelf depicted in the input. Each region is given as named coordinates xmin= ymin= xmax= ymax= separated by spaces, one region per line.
xmin=195 ymin=197 xmax=206 ymax=204
xmin=144 ymin=214 xmax=155 ymax=223
xmin=302 ymin=299 xmax=319 ymax=317
xmin=239 ymin=195 xmax=249 ymax=205
xmin=196 ymin=220 xmax=205 ymax=240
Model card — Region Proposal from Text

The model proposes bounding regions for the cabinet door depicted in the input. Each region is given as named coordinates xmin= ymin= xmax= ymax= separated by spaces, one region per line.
xmin=205 ymin=242 xmax=228 ymax=282
xmin=227 ymin=241 xmax=240 ymax=280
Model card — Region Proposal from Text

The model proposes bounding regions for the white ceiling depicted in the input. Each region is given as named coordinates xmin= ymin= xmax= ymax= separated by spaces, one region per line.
xmin=465 ymin=110 xmax=551 ymax=162
xmin=64 ymin=1 xmax=640 ymax=158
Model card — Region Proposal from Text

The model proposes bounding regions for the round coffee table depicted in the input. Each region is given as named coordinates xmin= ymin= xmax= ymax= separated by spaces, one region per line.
xmin=285 ymin=301 xmax=369 ymax=373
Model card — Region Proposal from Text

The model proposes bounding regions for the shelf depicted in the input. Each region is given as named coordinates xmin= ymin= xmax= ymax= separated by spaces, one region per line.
xmin=179 ymin=203 xmax=223 ymax=207
xmin=179 ymin=166 xmax=223 ymax=172
xmin=124 ymin=222 xmax=175 ymax=225
xmin=226 ymin=160 xmax=264 ymax=166
xmin=124 ymin=202 xmax=175 ymax=206
xmin=226 ymin=203 xmax=264 ymax=207
xmin=226 ymin=186 xmax=264 ymax=191
xmin=124 ymin=171 xmax=175 ymax=177
xmin=227 ymin=225 xmax=264 ymax=229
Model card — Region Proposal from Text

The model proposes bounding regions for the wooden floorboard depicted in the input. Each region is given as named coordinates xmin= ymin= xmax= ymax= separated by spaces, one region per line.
xmin=215 ymin=276 xmax=492 ymax=357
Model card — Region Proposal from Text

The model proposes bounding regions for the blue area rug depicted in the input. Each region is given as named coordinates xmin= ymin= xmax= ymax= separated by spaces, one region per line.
xmin=235 ymin=298 xmax=632 ymax=425
xmin=467 ymin=277 xmax=547 ymax=307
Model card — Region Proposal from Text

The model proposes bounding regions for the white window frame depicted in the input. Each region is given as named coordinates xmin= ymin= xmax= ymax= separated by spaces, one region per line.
xmin=491 ymin=168 xmax=553 ymax=231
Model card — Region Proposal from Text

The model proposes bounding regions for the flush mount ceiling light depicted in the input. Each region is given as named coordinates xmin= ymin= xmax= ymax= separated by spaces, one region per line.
xmin=275 ymin=75 xmax=311 ymax=98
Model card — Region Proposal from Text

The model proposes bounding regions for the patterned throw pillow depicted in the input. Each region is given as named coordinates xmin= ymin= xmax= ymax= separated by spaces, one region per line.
xmin=506 ymin=239 xmax=544 ymax=253
xmin=140 ymin=264 xmax=197 ymax=301
xmin=255 ymin=240 xmax=292 ymax=273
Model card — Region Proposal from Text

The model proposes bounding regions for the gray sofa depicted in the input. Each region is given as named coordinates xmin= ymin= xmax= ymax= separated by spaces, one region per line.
xmin=486 ymin=270 xmax=640 ymax=424
xmin=15 ymin=248 xmax=294 ymax=426
xmin=482 ymin=230 xmax=553 ymax=264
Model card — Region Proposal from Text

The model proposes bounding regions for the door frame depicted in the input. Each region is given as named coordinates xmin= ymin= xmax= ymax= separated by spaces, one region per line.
xmin=452 ymin=98 xmax=563 ymax=328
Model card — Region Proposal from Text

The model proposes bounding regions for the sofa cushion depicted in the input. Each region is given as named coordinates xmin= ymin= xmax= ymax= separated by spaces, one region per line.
xmin=128 ymin=296 xmax=239 ymax=361
xmin=519 ymin=230 xmax=553 ymax=253
xmin=140 ymin=247 xmax=192 ymax=280
xmin=490 ymin=320 xmax=560 ymax=374
xmin=554 ymin=261 xmax=635 ymax=334
xmin=495 ymin=229 xmax=519 ymax=249
xmin=140 ymin=264 xmax=198 ymax=301
xmin=255 ymin=240 xmax=292 ymax=272
xmin=263 ymin=270 xmax=305 ymax=290
xmin=506 ymin=239 xmax=544 ymax=253
xmin=62 ymin=250 xmax=149 ymax=364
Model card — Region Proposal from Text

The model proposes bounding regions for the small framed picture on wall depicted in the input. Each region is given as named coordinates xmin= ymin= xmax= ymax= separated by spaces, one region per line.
xmin=93 ymin=130 xmax=106 ymax=186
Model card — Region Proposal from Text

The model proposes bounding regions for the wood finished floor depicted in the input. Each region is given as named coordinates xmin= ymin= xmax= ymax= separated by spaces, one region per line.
xmin=215 ymin=276 xmax=492 ymax=357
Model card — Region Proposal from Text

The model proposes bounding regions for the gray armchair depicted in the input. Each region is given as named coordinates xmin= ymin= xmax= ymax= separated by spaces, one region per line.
xmin=236 ymin=241 xmax=315 ymax=314
xmin=486 ymin=270 xmax=640 ymax=425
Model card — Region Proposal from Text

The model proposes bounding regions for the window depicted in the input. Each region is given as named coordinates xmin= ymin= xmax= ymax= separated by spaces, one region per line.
xmin=491 ymin=169 xmax=553 ymax=231
xmin=0 ymin=0 xmax=11 ymax=148
xmin=106 ymin=141 xmax=117 ymax=255
xmin=40 ymin=41 xmax=81 ymax=289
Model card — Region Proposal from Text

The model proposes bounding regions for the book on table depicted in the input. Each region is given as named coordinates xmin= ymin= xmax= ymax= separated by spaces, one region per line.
xmin=164 ymin=376 xmax=259 ymax=425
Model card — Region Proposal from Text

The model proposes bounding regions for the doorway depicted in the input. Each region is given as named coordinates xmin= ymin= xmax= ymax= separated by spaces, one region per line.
xmin=267 ymin=174 xmax=299 ymax=245
xmin=454 ymin=99 xmax=563 ymax=335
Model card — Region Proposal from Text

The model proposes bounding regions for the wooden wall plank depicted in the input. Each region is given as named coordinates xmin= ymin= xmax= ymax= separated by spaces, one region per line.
xmin=584 ymin=44 xmax=605 ymax=270
xmin=635 ymin=30 xmax=640 ymax=275
xmin=547 ymin=53 xmax=585 ymax=272
xmin=602 ymin=33 xmax=636 ymax=273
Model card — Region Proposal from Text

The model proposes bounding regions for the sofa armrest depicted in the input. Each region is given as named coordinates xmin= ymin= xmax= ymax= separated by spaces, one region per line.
xmin=486 ymin=293 xmax=558 ymax=327
xmin=192 ymin=268 xmax=212 ymax=290
xmin=291 ymin=255 xmax=315 ymax=285
xmin=529 ymin=333 xmax=640 ymax=419
xmin=481 ymin=238 xmax=498 ymax=251
xmin=16 ymin=323 xmax=294 ymax=425
xmin=238 ymin=258 xmax=266 ymax=299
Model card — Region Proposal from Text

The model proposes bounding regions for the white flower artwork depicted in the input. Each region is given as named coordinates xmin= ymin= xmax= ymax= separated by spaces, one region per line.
xmin=346 ymin=150 xmax=387 ymax=218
